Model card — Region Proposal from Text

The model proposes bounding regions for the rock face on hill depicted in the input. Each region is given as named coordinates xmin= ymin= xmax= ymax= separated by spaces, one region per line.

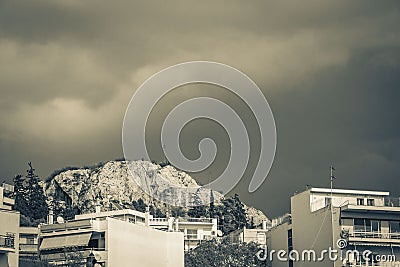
xmin=44 ymin=160 xmax=269 ymax=225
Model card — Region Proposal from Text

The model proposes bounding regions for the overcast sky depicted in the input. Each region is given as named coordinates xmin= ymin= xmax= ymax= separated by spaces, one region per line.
xmin=0 ymin=0 xmax=399 ymax=217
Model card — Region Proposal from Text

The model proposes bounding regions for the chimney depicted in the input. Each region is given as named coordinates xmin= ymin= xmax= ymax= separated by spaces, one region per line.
xmin=262 ymin=220 xmax=267 ymax=230
xmin=48 ymin=207 xmax=54 ymax=225
xmin=168 ymin=217 xmax=174 ymax=232
xmin=145 ymin=206 xmax=150 ymax=227
xmin=95 ymin=202 xmax=101 ymax=213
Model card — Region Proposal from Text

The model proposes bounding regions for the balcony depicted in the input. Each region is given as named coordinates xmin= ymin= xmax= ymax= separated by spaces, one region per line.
xmin=0 ymin=234 xmax=15 ymax=253
xmin=149 ymin=218 xmax=168 ymax=226
xmin=185 ymin=234 xmax=199 ymax=240
xmin=20 ymin=243 xmax=39 ymax=253
xmin=347 ymin=230 xmax=400 ymax=245
xmin=384 ymin=197 xmax=400 ymax=207
xmin=341 ymin=204 xmax=400 ymax=215
xmin=41 ymin=220 xmax=92 ymax=233
xmin=179 ymin=218 xmax=214 ymax=224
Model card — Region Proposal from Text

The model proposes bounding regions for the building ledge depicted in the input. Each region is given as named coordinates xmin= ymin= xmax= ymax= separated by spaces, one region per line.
xmin=342 ymin=204 xmax=400 ymax=213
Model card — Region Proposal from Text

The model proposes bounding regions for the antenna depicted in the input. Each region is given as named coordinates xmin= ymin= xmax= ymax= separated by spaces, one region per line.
xmin=330 ymin=165 xmax=336 ymax=197
xmin=329 ymin=164 xmax=336 ymax=251
xmin=162 ymin=144 xmax=167 ymax=165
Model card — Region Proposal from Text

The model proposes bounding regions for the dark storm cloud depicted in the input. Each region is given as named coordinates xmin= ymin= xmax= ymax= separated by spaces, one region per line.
xmin=0 ymin=0 xmax=399 ymax=216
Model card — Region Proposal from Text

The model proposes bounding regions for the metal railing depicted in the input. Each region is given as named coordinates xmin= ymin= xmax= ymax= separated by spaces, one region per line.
xmin=0 ymin=233 xmax=15 ymax=249
xmin=185 ymin=234 xmax=199 ymax=240
xmin=179 ymin=218 xmax=214 ymax=223
xmin=149 ymin=218 xmax=168 ymax=223
xmin=19 ymin=243 xmax=39 ymax=252
xmin=384 ymin=197 xmax=400 ymax=207
xmin=349 ymin=231 xmax=400 ymax=239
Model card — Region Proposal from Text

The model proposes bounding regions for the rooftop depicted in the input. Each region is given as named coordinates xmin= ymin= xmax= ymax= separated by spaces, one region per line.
xmin=310 ymin=187 xmax=389 ymax=196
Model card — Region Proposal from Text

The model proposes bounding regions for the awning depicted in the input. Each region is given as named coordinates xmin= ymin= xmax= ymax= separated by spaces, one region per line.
xmin=40 ymin=233 xmax=92 ymax=250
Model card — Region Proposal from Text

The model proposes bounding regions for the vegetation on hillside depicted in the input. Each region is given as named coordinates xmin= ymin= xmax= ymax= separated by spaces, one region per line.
xmin=187 ymin=194 xmax=248 ymax=235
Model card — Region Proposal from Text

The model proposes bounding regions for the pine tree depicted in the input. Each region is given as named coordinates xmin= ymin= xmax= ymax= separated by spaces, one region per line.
xmin=188 ymin=205 xmax=207 ymax=218
xmin=215 ymin=194 xmax=248 ymax=235
xmin=132 ymin=198 xmax=147 ymax=213
xmin=209 ymin=190 xmax=215 ymax=218
xmin=13 ymin=174 xmax=29 ymax=218
xmin=25 ymin=162 xmax=48 ymax=221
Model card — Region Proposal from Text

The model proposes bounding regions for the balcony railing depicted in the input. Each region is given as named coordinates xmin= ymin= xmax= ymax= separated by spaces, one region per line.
xmin=384 ymin=197 xmax=400 ymax=207
xmin=149 ymin=218 xmax=168 ymax=224
xmin=19 ymin=243 xmax=39 ymax=252
xmin=179 ymin=218 xmax=214 ymax=223
xmin=0 ymin=233 xmax=15 ymax=249
xmin=185 ymin=234 xmax=199 ymax=240
xmin=349 ymin=231 xmax=400 ymax=240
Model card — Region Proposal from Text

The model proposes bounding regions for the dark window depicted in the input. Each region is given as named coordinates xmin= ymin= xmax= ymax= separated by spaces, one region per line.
xmin=390 ymin=221 xmax=400 ymax=233
xmin=357 ymin=198 xmax=364 ymax=205
xmin=187 ymin=229 xmax=197 ymax=239
xmin=88 ymin=238 xmax=99 ymax=248
xmin=26 ymin=237 xmax=34 ymax=245
xmin=354 ymin=218 xmax=364 ymax=231
xmin=288 ymin=229 xmax=293 ymax=267
xmin=365 ymin=219 xmax=371 ymax=232
xmin=371 ymin=220 xmax=380 ymax=232
xmin=354 ymin=219 xmax=372 ymax=232
xmin=325 ymin=197 xmax=331 ymax=206
xmin=367 ymin=199 xmax=375 ymax=206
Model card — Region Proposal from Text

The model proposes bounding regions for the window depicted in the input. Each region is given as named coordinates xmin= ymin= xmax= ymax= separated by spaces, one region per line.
xmin=365 ymin=219 xmax=371 ymax=232
xmin=325 ymin=197 xmax=331 ymax=206
xmin=371 ymin=220 xmax=380 ymax=232
xmin=257 ymin=233 xmax=266 ymax=245
xmin=341 ymin=218 xmax=353 ymax=226
xmin=26 ymin=237 xmax=34 ymax=245
xmin=390 ymin=221 xmax=400 ymax=233
xmin=367 ymin=199 xmax=375 ymax=206
xmin=288 ymin=230 xmax=293 ymax=267
xmin=187 ymin=229 xmax=197 ymax=239
xmin=354 ymin=219 xmax=373 ymax=232
xmin=357 ymin=198 xmax=364 ymax=205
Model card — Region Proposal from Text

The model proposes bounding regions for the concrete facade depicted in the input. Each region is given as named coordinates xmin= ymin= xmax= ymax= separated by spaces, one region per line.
xmin=149 ymin=217 xmax=218 ymax=251
xmin=0 ymin=184 xmax=20 ymax=267
xmin=19 ymin=227 xmax=39 ymax=259
xmin=107 ymin=218 xmax=183 ymax=266
xmin=38 ymin=209 xmax=186 ymax=266
xmin=268 ymin=187 xmax=400 ymax=267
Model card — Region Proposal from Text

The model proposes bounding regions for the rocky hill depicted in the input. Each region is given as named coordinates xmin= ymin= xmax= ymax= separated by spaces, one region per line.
xmin=44 ymin=160 xmax=269 ymax=226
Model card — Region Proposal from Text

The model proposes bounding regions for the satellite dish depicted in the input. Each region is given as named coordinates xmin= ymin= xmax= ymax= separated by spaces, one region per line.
xmin=56 ymin=216 xmax=65 ymax=224
xmin=217 ymin=230 xmax=223 ymax=237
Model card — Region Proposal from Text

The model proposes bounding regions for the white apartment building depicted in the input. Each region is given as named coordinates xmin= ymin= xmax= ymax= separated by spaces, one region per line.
xmin=268 ymin=187 xmax=400 ymax=267
xmin=39 ymin=208 xmax=184 ymax=267
xmin=149 ymin=216 xmax=218 ymax=251
xmin=38 ymin=206 xmax=218 ymax=265
xmin=229 ymin=220 xmax=269 ymax=246
xmin=0 ymin=183 xmax=19 ymax=267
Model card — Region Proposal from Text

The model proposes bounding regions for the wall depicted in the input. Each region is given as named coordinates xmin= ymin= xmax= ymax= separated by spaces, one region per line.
xmin=0 ymin=209 xmax=20 ymax=267
xmin=267 ymin=222 xmax=291 ymax=267
xmin=291 ymin=190 xmax=334 ymax=267
xmin=310 ymin=191 xmax=385 ymax=212
xmin=107 ymin=217 xmax=184 ymax=267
